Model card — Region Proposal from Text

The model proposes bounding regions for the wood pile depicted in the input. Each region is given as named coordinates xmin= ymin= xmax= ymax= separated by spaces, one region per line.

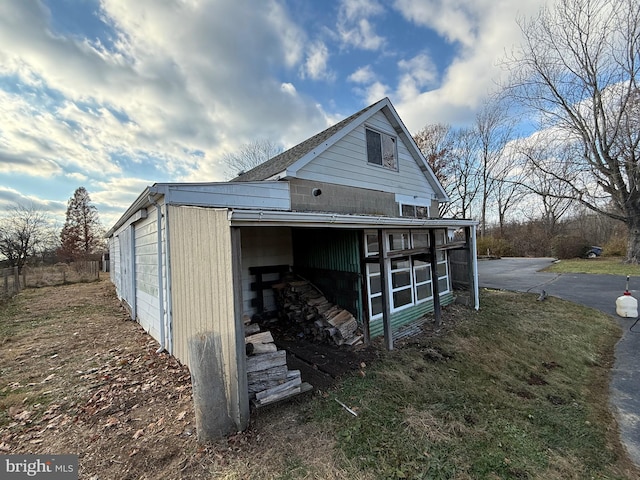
xmin=273 ymin=278 xmax=363 ymax=346
xmin=244 ymin=317 xmax=311 ymax=407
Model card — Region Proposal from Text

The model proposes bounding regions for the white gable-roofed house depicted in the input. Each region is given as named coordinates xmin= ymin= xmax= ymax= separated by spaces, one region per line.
xmin=106 ymin=97 xmax=479 ymax=439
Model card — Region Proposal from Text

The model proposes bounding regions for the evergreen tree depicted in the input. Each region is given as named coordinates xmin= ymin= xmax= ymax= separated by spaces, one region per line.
xmin=58 ymin=187 xmax=103 ymax=261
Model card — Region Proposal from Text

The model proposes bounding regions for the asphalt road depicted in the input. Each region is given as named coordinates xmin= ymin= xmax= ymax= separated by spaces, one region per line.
xmin=478 ymin=257 xmax=640 ymax=468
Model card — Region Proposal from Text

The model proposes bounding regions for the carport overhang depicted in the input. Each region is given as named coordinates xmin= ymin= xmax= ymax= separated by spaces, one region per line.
xmin=229 ymin=209 xmax=480 ymax=349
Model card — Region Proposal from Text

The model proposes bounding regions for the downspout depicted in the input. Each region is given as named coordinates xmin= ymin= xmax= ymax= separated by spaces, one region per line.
xmin=149 ymin=195 xmax=166 ymax=354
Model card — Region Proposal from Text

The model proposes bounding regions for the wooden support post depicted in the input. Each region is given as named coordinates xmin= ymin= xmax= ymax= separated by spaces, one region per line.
xmin=188 ymin=333 xmax=234 ymax=443
xmin=13 ymin=267 xmax=20 ymax=293
xmin=465 ymin=226 xmax=477 ymax=308
xmin=429 ymin=229 xmax=442 ymax=327
xmin=378 ymin=229 xmax=393 ymax=351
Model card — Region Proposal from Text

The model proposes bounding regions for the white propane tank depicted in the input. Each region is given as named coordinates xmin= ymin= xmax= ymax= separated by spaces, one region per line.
xmin=616 ymin=276 xmax=638 ymax=318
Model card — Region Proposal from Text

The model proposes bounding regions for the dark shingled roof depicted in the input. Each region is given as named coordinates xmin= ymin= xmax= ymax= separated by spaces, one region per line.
xmin=231 ymin=99 xmax=383 ymax=182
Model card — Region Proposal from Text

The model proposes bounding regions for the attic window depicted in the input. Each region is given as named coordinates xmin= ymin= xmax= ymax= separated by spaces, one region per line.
xmin=366 ymin=128 xmax=397 ymax=170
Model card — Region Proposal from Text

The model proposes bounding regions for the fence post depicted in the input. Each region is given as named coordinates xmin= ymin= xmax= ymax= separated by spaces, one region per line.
xmin=13 ymin=266 xmax=20 ymax=293
xmin=3 ymin=269 xmax=7 ymax=294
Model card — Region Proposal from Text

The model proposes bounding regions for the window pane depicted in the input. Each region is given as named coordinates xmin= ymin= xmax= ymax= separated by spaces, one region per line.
xmin=401 ymin=204 xmax=415 ymax=217
xmin=437 ymin=250 xmax=446 ymax=262
xmin=392 ymin=271 xmax=411 ymax=288
xmin=437 ymin=261 xmax=447 ymax=277
xmin=369 ymin=275 xmax=381 ymax=294
xmin=366 ymin=129 xmax=382 ymax=165
xmin=412 ymin=232 xmax=429 ymax=248
xmin=391 ymin=258 xmax=410 ymax=270
xmin=371 ymin=295 xmax=383 ymax=316
xmin=388 ymin=232 xmax=410 ymax=251
xmin=368 ymin=263 xmax=380 ymax=274
xmin=393 ymin=288 xmax=412 ymax=308
xmin=417 ymin=283 xmax=432 ymax=300
xmin=366 ymin=234 xmax=379 ymax=256
xmin=416 ymin=206 xmax=429 ymax=218
xmin=438 ymin=277 xmax=449 ymax=293
xmin=435 ymin=230 xmax=446 ymax=245
xmin=414 ymin=266 xmax=430 ymax=283
xmin=382 ymin=134 xmax=397 ymax=170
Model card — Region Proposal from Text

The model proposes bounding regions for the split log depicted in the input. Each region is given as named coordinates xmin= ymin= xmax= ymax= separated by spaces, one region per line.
xmin=245 ymin=331 xmax=274 ymax=345
xmin=255 ymin=373 xmax=302 ymax=402
xmin=246 ymin=350 xmax=286 ymax=373
xmin=247 ymin=365 xmax=287 ymax=386
xmin=246 ymin=342 xmax=278 ymax=355
xmin=244 ymin=323 xmax=261 ymax=336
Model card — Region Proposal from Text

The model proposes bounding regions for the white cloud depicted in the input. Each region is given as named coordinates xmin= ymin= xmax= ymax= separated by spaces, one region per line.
xmin=397 ymin=53 xmax=438 ymax=102
xmin=0 ymin=0 xmax=335 ymax=226
xmin=300 ymin=41 xmax=335 ymax=81
xmin=348 ymin=65 xmax=377 ymax=84
xmin=336 ymin=0 xmax=386 ymax=50
xmin=389 ymin=0 xmax=547 ymax=131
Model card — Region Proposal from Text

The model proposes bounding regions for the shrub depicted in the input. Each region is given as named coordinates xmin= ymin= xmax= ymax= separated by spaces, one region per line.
xmin=603 ymin=234 xmax=627 ymax=257
xmin=477 ymin=236 xmax=514 ymax=257
xmin=551 ymin=235 xmax=591 ymax=259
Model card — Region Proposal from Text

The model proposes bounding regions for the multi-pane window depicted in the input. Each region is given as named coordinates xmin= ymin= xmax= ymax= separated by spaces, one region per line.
xmin=364 ymin=230 xmax=449 ymax=319
xmin=413 ymin=258 xmax=432 ymax=301
xmin=367 ymin=263 xmax=383 ymax=317
xmin=390 ymin=258 xmax=413 ymax=308
xmin=437 ymin=250 xmax=450 ymax=294
xmin=366 ymin=128 xmax=397 ymax=170
xmin=401 ymin=204 xmax=430 ymax=219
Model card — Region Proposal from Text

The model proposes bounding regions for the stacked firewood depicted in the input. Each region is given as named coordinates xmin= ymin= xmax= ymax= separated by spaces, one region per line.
xmin=273 ymin=278 xmax=363 ymax=346
xmin=244 ymin=318 xmax=311 ymax=407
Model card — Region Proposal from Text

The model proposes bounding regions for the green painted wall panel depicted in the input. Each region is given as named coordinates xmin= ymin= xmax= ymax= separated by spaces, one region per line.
xmin=369 ymin=292 xmax=454 ymax=338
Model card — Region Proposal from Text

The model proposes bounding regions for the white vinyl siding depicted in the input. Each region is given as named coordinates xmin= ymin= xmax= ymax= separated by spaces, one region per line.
xmin=295 ymin=111 xmax=436 ymax=199
xmin=134 ymin=209 xmax=161 ymax=340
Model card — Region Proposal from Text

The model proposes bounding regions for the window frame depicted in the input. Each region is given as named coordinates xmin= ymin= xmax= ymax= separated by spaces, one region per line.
xmin=365 ymin=127 xmax=398 ymax=171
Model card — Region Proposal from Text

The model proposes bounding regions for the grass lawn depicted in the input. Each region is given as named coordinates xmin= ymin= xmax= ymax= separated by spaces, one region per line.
xmin=1 ymin=283 xmax=638 ymax=479
xmin=544 ymin=256 xmax=640 ymax=276
xmin=300 ymin=291 xmax=637 ymax=479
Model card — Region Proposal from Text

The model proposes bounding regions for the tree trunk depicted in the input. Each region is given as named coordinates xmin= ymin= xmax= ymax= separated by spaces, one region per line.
xmin=626 ymin=221 xmax=640 ymax=264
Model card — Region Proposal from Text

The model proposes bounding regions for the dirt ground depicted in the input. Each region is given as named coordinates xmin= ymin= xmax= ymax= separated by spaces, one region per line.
xmin=0 ymin=279 xmax=382 ymax=479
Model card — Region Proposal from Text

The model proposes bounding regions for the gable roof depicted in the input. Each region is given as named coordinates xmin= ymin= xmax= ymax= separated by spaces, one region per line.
xmin=232 ymin=97 xmax=449 ymax=201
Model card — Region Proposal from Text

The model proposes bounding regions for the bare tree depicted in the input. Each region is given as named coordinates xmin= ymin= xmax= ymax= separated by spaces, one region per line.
xmin=0 ymin=204 xmax=55 ymax=272
xmin=518 ymin=138 xmax=578 ymax=235
xmin=447 ymin=127 xmax=482 ymax=219
xmin=504 ymin=0 xmax=640 ymax=262
xmin=413 ymin=124 xmax=456 ymax=216
xmin=223 ymin=139 xmax=284 ymax=180
xmin=475 ymin=101 xmax=514 ymax=236
xmin=492 ymin=150 xmax=529 ymax=236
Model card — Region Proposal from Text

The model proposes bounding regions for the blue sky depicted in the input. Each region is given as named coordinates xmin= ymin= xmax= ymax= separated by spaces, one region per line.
xmin=0 ymin=0 xmax=546 ymax=229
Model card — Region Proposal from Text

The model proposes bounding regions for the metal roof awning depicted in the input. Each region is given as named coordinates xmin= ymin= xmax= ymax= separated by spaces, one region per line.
xmin=227 ymin=209 xmax=478 ymax=229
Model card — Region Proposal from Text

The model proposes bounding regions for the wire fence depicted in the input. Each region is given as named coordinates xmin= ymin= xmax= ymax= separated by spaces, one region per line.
xmin=1 ymin=261 xmax=102 ymax=304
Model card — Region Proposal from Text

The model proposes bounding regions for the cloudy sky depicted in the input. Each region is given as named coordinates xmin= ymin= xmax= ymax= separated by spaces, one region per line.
xmin=0 ymin=0 xmax=546 ymax=229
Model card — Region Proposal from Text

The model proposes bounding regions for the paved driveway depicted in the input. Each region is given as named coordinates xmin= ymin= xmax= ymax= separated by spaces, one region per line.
xmin=478 ymin=257 xmax=640 ymax=468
